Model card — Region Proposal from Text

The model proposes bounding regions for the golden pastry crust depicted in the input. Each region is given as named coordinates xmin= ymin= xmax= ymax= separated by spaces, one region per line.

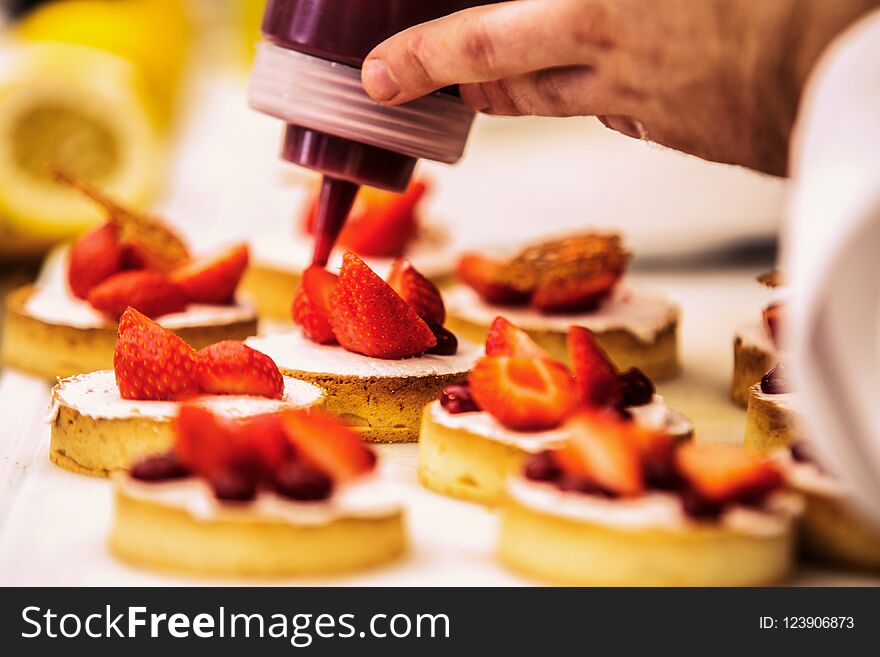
xmin=445 ymin=313 xmax=679 ymax=381
xmin=277 ymin=369 xmax=467 ymax=443
xmin=744 ymin=383 xmax=799 ymax=453
xmin=731 ymin=336 xmax=777 ymax=407
xmin=799 ymin=491 xmax=880 ymax=571
xmin=498 ymin=497 xmax=795 ymax=586
xmin=110 ymin=488 xmax=406 ymax=577
xmin=1 ymin=285 xmax=258 ymax=379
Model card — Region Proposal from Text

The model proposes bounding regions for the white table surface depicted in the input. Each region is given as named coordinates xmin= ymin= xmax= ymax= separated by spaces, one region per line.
xmin=1 ymin=267 xmax=878 ymax=586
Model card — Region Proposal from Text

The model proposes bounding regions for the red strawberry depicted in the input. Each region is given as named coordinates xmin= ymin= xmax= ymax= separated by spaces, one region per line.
xmin=280 ymin=407 xmax=375 ymax=481
xmin=235 ymin=412 xmax=291 ymax=478
xmin=174 ymin=405 xmax=243 ymax=477
xmin=67 ymin=222 xmax=124 ymax=299
xmin=674 ymin=442 xmax=782 ymax=505
xmin=171 ymin=243 xmax=249 ymax=305
xmin=291 ymin=265 xmax=338 ymax=344
xmin=553 ymin=411 xmax=645 ymax=496
xmin=531 ymin=269 xmax=620 ymax=313
xmin=567 ymin=326 xmax=622 ymax=408
xmin=88 ymin=270 xmax=187 ymax=319
xmin=762 ymin=302 xmax=785 ymax=348
xmin=114 ymin=307 xmax=199 ymax=400
xmin=330 ymin=252 xmax=436 ymax=359
xmin=485 ymin=316 xmax=550 ymax=359
xmin=195 ymin=341 xmax=284 ymax=399
xmin=457 ymin=253 xmax=530 ymax=305
xmin=469 ymin=356 xmax=577 ymax=431
xmin=387 ymin=257 xmax=445 ymax=325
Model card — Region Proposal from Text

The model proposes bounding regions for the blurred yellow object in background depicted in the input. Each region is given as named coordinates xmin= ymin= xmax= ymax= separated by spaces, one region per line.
xmin=236 ymin=0 xmax=266 ymax=64
xmin=0 ymin=0 xmax=193 ymax=260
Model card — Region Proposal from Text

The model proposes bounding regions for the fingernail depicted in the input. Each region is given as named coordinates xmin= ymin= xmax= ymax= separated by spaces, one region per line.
xmin=362 ymin=60 xmax=400 ymax=101
xmin=461 ymin=83 xmax=490 ymax=111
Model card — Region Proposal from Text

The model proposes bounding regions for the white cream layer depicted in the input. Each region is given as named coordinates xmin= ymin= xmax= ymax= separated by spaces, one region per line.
xmin=508 ymin=478 xmax=801 ymax=537
xmin=246 ymin=330 xmax=481 ymax=378
xmin=249 ymin=232 xmax=456 ymax=280
xmin=49 ymin=370 xmax=323 ymax=422
xmin=735 ymin=320 xmax=779 ymax=358
xmin=24 ymin=246 xmax=256 ymax=329
xmin=117 ymin=470 xmax=401 ymax=527
xmin=428 ymin=395 xmax=692 ymax=454
xmin=444 ymin=284 xmax=679 ymax=344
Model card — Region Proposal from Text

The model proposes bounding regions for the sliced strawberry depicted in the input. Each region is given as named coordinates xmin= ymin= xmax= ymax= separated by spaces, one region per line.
xmin=330 ymin=252 xmax=436 ymax=358
xmin=88 ymin=270 xmax=187 ymax=319
xmin=484 ymin=316 xmax=550 ymax=359
xmin=469 ymin=356 xmax=577 ymax=431
xmin=67 ymin=222 xmax=124 ymax=299
xmin=235 ymin=412 xmax=291 ymax=478
xmin=341 ymin=181 xmax=427 ymax=257
xmin=174 ymin=405 xmax=241 ymax=477
xmin=387 ymin=257 xmax=445 ymax=325
xmin=280 ymin=407 xmax=375 ymax=481
xmin=567 ymin=326 xmax=622 ymax=408
xmin=291 ymin=265 xmax=338 ymax=344
xmin=171 ymin=243 xmax=249 ymax=305
xmin=531 ymin=269 xmax=620 ymax=313
xmin=674 ymin=442 xmax=782 ymax=505
xmin=457 ymin=253 xmax=530 ymax=305
xmin=762 ymin=302 xmax=785 ymax=348
xmin=114 ymin=307 xmax=199 ymax=400
xmin=195 ymin=340 xmax=284 ymax=399
xmin=553 ymin=411 xmax=644 ymax=496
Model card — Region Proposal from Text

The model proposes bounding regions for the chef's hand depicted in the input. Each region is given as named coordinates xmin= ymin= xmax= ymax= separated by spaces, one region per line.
xmin=361 ymin=0 xmax=878 ymax=176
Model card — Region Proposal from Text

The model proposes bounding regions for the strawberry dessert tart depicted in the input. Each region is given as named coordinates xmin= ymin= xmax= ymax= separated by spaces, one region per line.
xmin=418 ymin=318 xmax=692 ymax=504
xmin=498 ymin=418 xmax=802 ymax=586
xmin=744 ymin=364 xmax=801 ymax=453
xmin=110 ymin=405 xmax=405 ymax=577
xmin=2 ymin=173 xmax=256 ymax=380
xmin=444 ymin=233 xmax=680 ymax=380
xmin=243 ymin=180 xmax=458 ymax=319
xmin=731 ymin=271 xmax=785 ymax=406
xmin=49 ymin=308 xmax=322 ymax=477
xmin=246 ymin=253 xmax=481 ymax=443
xmin=775 ymin=443 xmax=880 ymax=571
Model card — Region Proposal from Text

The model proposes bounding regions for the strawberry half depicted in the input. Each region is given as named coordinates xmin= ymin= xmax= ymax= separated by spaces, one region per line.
xmin=280 ymin=407 xmax=375 ymax=481
xmin=674 ymin=442 xmax=782 ymax=505
xmin=469 ymin=355 xmax=577 ymax=431
xmin=195 ymin=340 xmax=284 ymax=399
xmin=291 ymin=265 xmax=338 ymax=344
xmin=330 ymin=252 xmax=436 ymax=359
xmin=457 ymin=253 xmax=529 ymax=305
xmin=531 ymin=269 xmax=620 ymax=313
xmin=553 ymin=411 xmax=645 ymax=496
xmin=387 ymin=257 xmax=445 ymax=325
xmin=762 ymin=302 xmax=785 ymax=348
xmin=68 ymin=222 xmax=124 ymax=299
xmin=235 ymin=412 xmax=291 ymax=478
xmin=114 ymin=307 xmax=199 ymax=400
xmin=171 ymin=243 xmax=249 ymax=305
xmin=567 ymin=326 xmax=622 ymax=408
xmin=88 ymin=270 xmax=187 ymax=319
xmin=485 ymin=316 xmax=550 ymax=359
xmin=174 ymin=405 xmax=243 ymax=477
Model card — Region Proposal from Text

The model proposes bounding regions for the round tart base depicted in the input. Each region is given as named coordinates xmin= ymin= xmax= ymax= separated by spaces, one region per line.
xmin=110 ymin=488 xmax=406 ymax=578
xmin=498 ymin=497 xmax=794 ymax=586
xmin=731 ymin=336 xmax=776 ymax=407
xmin=800 ymin=491 xmax=880 ymax=571
xmin=744 ymin=383 xmax=799 ymax=453
xmin=2 ymin=285 xmax=258 ymax=380
xmin=446 ymin=314 xmax=679 ymax=381
xmin=49 ymin=371 xmax=324 ymax=477
xmin=418 ymin=407 xmax=532 ymax=504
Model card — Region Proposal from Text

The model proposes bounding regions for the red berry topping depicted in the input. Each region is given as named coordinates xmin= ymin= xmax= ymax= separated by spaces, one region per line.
xmin=291 ymin=265 xmax=338 ymax=344
xmin=195 ymin=340 xmax=284 ymax=399
xmin=114 ymin=307 xmax=199 ymax=400
xmin=67 ymin=222 xmax=124 ymax=299
xmin=439 ymin=382 xmax=481 ymax=414
xmin=130 ymin=452 xmax=191 ymax=482
xmin=674 ymin=442 xmax=782 ymax=506
xmin=330 ymin=252 xmax=436 ymax=359
xmin=567 ymin=326 xmax=623 ymax=408
xmin=469 ymin=355 xmax=577 ymax=431
xmin=387 ymin=257 xmax=445 ymax=325
xmin=171 ymin=243 xmax=249 ymax=305
xmin=457 ymin=253 xmax=529 ymax=305
xmin=426 ymin=322 xmax=459 ymax=355
xmin=618 ymin=367 xmax=655 ymax=407
xmin=274 ymin=462 xmax=333 ymax=501
xmin=280 ymin=407 xmax=375 ymax=482
xmin=485 ymin=316 xmax=549 ymax=359
xmin=760 ymin=363 xmax=790 ymax=395
xmin=762 ymin=302 xmax=785 ymax=348
xmin=88 ymin=270 xmax=187 ymax=319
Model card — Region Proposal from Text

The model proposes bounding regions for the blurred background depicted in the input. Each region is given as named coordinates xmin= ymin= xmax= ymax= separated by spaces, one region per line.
xmin=0 ymin=0 xmax=788 ymax=333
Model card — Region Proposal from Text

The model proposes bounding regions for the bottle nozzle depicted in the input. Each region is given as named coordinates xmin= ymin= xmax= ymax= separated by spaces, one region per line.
xmin=311 ymin=176 xmax=360 ymax=267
